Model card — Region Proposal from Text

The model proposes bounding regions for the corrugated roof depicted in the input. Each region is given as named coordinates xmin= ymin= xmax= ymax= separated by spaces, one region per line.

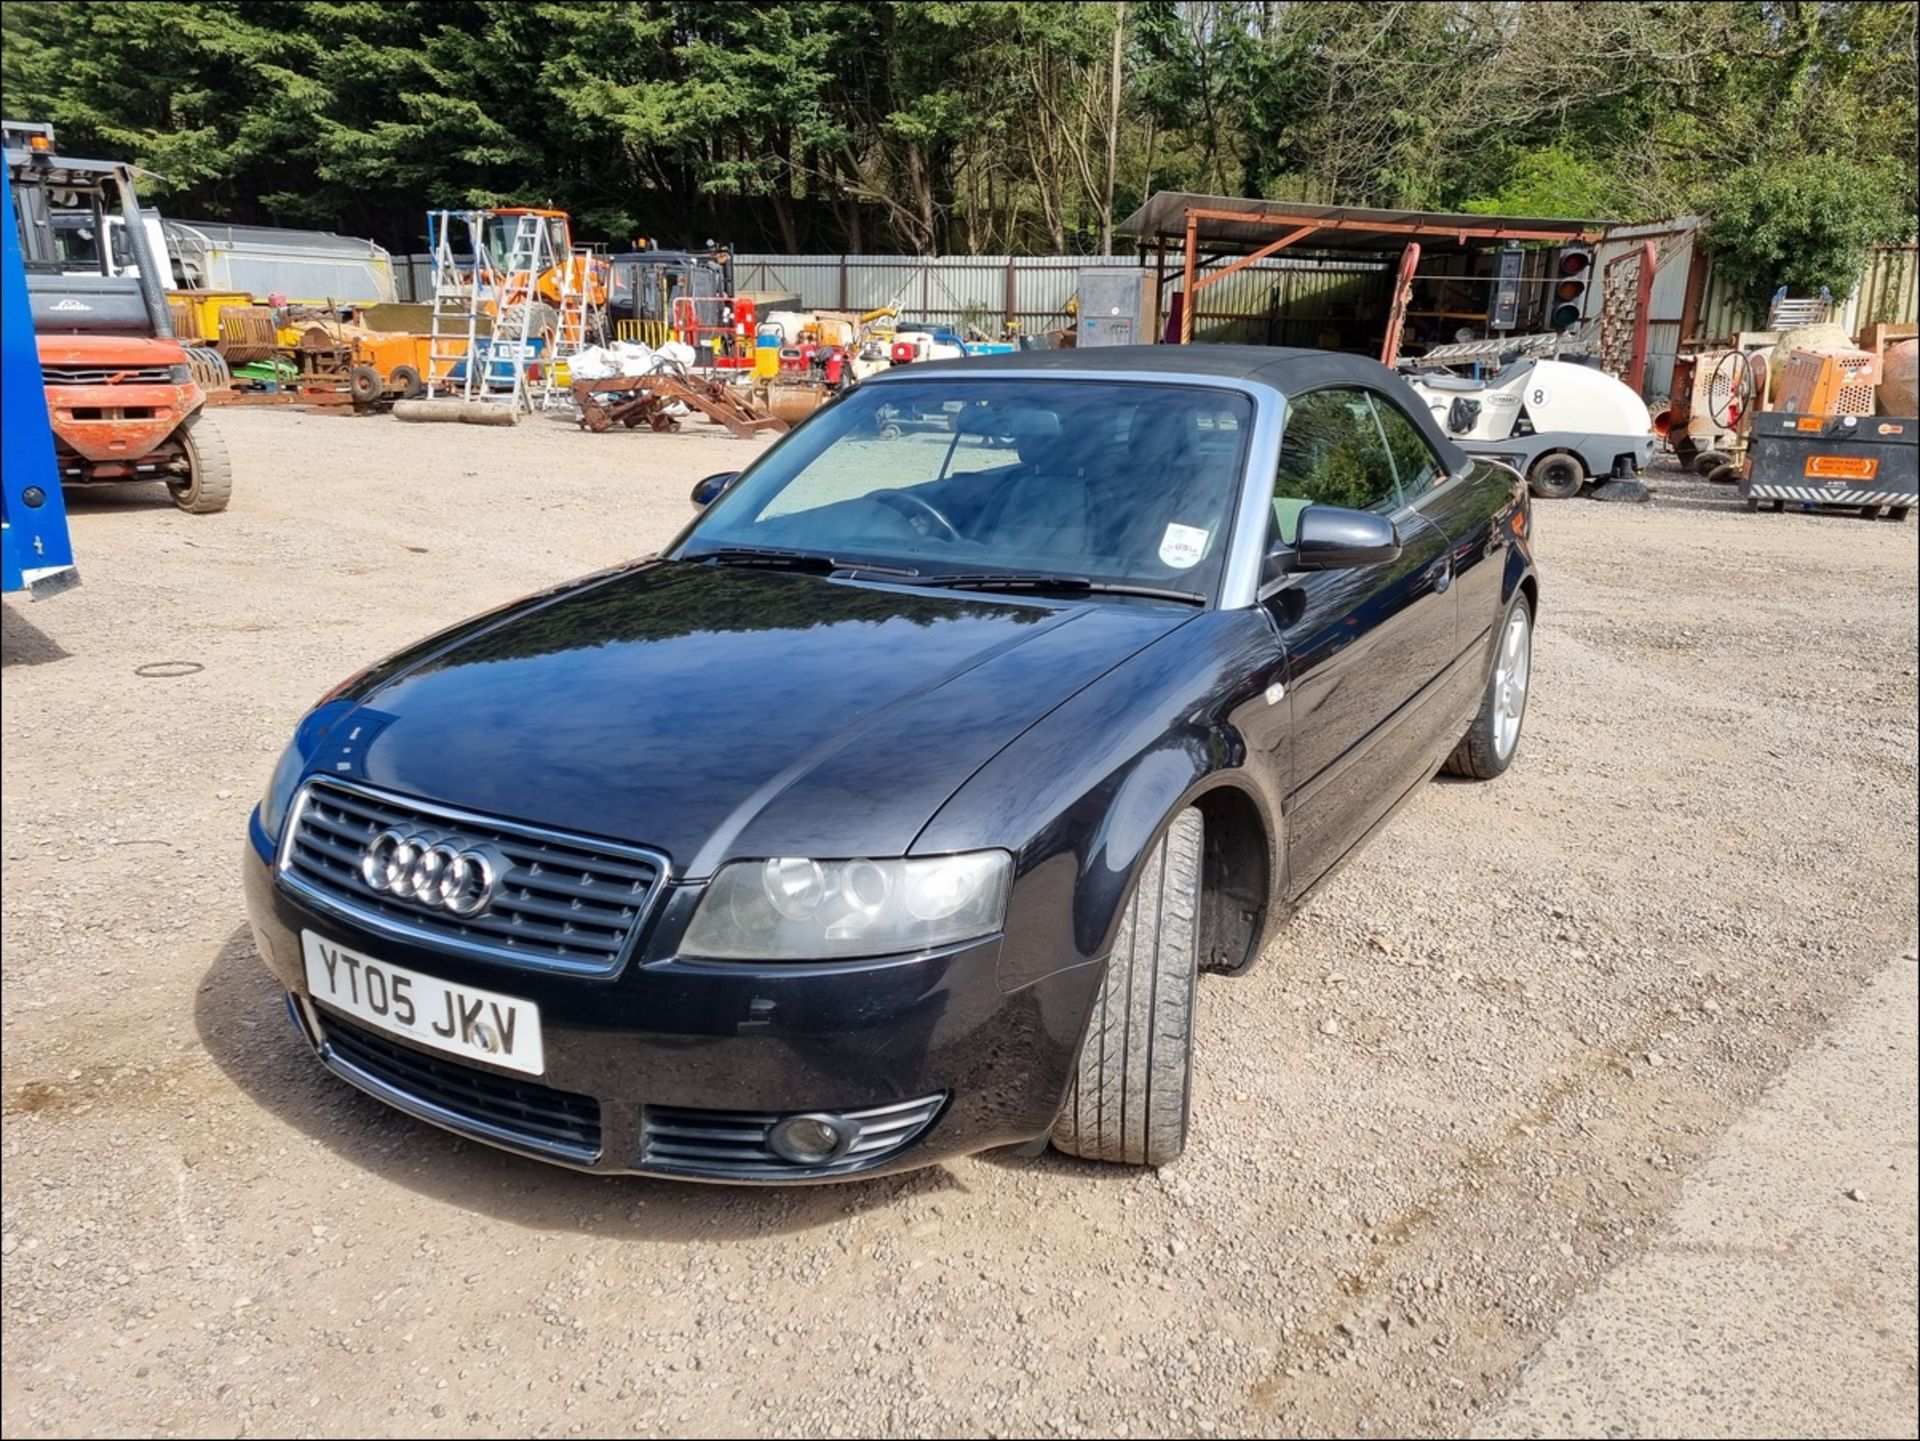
xmin=1117 ymin=191 xmax=1612 ymax=251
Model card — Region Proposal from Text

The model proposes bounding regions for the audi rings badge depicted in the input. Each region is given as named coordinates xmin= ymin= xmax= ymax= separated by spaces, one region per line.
xmin=358 ymin=830 xmax=499 ymax=917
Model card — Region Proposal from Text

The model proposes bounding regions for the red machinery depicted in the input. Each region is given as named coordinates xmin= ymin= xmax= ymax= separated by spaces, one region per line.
xmin=766 ymin=338 xmax=852 ymax=424
xmin=673 ymin=295 xmax=757 ymax=369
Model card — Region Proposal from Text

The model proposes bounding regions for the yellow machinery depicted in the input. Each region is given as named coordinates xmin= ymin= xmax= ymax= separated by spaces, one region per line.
xmin=484 ymin=208 xmax=608 ymax=311
xmin=167 ymin=290 xmax=278 ymax=363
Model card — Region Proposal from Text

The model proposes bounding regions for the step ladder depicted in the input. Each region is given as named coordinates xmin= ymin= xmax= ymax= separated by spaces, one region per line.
xmin=539 ymin=248 xmax=604 ymax=410
xmin=1399 ymin=328 xmax=1590 ymax=371
xmin=425 ymin=209 xmax=550 ymax=412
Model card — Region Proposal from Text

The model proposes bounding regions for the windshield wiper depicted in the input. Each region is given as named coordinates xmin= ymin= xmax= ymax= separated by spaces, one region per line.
xmin=689 ymin=546 xmax=837 ymax=571
xmin=687 ymin=546 xmax=917 ymax=579
xmin=905 ymin=572 xmax=1207 ymax=606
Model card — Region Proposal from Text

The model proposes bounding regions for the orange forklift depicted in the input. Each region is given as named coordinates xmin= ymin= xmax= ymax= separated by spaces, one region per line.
xmin=3 ymin=121 xmax=230 ymax=512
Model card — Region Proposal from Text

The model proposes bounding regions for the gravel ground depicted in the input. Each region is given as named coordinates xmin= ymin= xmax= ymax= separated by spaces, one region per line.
xmin=3 ymin=405 xmax=1916 ymax=1438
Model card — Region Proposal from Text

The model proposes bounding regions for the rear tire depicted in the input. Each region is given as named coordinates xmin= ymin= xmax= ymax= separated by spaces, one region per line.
xmin=389 ymin=364 xmax=425 ymax=400
xmin=166 ymin=412 xmax=233 ymax=514
xmin=347 ymin=364 xmax=383 ymax=405
xmin=1445 ymin=593 xmax=1533 ymax=780
xmin=1051 ymin=808 xmax=1203 ymax=1167
xmin=1527 ymin=452 xmax=1584 ymax=501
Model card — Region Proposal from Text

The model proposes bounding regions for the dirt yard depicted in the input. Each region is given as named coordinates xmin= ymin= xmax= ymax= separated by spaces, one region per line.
xmin=3 ymin=405 xmax=1916 ymax=1438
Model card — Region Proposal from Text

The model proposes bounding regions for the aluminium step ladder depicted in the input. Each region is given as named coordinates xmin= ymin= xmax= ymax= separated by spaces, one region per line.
xmin=425 ymin=210 xmax=551 ymax=413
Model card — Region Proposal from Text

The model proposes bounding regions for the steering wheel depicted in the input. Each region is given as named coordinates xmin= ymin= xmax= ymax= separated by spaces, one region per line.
xmin=870 ymin=488 xmax=961 ymax=542
xmin=1707 ymin=349 xmax=1754 ymax=431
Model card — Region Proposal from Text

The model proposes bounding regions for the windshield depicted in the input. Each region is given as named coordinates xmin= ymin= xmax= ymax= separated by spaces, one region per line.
xmin=679 ymin=379 xmax=1254 ymax=599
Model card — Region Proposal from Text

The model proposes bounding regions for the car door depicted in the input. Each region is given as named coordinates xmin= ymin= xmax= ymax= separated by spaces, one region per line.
xmin=1256 ymin=387 xmax=1460 ymax=898
xmin=1373 ymin=390 xmax=1522 ymax=664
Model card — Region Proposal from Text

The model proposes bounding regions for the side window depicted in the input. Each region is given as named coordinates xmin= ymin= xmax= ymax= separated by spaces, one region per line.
xmin=1370 ymin=394 xmax=1447 ymax=497
xmin=1270 ymin=388 xmax=1401 ymax=545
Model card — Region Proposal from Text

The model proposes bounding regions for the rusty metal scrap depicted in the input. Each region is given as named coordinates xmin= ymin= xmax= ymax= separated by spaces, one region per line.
xmin=570 ymin=373 xmax=789 ymax=439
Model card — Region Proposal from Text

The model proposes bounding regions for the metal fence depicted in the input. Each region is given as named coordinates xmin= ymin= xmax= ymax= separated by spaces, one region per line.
xmin=393 ymin=239 xmax=1915 ymax=391
xmin=728 ymin=252 xmax=1391 ymax=345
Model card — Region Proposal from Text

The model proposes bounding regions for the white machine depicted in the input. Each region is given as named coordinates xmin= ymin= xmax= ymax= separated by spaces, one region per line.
xmin=1404 ymin=357 xmax=1656 ymax=500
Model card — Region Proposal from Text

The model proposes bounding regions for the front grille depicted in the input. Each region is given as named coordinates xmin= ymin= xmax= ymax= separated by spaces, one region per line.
xmin=41 ymin=364 xmax=174 ymax=385
xmin=317 ymin=1011 xmax=602 ymax=1162
xmin=279 ymin=779 xmax=667 ymax=974
xmin=641 ymin=1095 xmax=946 ymax=1179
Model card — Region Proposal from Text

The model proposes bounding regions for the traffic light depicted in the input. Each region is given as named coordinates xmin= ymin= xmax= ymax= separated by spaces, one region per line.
xmin=1550 ymin=244 xmax=1594 ymax=330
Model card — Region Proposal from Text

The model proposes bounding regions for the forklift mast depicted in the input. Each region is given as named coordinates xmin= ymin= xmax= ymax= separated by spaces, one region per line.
xmin=2 ymin=159 xmax=79 ymax=597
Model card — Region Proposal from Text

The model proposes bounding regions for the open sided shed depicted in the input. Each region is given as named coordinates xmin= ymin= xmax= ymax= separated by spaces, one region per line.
xmin=1116 ymin=191 xmax=1610 ymax=363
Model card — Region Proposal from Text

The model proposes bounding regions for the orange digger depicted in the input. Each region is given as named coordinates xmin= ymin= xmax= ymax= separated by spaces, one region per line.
xmin=480 ymin=208 xmax=608 ymax=312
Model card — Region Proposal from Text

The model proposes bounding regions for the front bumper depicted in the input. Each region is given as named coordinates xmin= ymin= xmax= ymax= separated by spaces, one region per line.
xmin=46 ymin=382 xmax=199 ymax=467
xmin=243 ymin=822 xmax=1100 ymax=1182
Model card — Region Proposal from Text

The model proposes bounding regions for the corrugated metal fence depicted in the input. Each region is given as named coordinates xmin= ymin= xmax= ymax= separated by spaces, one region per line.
xmin=395 ymin=250 xmax=1388 ymax=343
xmin=394 ymin=239 xmax=1914 ymax=394
xmin=730 ymin=252 xmax=1390 ymax=346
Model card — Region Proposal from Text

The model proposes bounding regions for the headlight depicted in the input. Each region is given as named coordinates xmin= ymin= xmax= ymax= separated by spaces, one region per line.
xmin=258 ymin=737 xmax=306 ymax=843
xmin=681 ymin=851 xmax=1013 ymax=960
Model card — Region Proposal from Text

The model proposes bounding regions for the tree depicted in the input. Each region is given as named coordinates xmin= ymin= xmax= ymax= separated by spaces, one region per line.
xmin=3 ymin=0 xmax=1914 ymax=257
xmin=1705 ymin=155 xmax=1909 ymax=317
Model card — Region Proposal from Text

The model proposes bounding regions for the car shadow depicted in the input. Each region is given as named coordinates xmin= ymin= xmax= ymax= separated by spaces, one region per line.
xmin=1 ymin=603 xmax=74 ymax=667
xmin=194 ymin=924 xmax=964 ymax=1240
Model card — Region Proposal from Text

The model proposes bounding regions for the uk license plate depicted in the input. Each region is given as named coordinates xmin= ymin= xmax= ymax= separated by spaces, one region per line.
xmin=300 ymin=930 xmax=545 ymax=1076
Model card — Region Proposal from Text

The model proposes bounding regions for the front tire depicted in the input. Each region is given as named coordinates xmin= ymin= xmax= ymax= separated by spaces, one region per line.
xmin=1445 ymin=594 xmax=1533 ymax=779
xmin=1051 ymin=808 xmax=1203 ymax=1167
xmin=167 ymin=412 xmax=233 ymax=514
xmin=1527 ymin=452 xmax=1585 ymax=500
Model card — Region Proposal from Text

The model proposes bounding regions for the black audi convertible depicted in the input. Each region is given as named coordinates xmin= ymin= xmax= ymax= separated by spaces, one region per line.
xmin=243 ymin=346 xmax=1537 ymax=1182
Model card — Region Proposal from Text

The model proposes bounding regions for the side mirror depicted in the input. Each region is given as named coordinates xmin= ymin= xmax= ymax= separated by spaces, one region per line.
xmin=1262 ymin=505 xmax=1402 ymax=592
xmin=689 ymin=470 xmax=740 ymax=509
xmin=1294 ymin=505 xmax=1401 ymax=570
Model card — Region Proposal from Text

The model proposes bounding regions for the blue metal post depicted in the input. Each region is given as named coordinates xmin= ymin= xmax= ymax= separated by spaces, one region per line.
xmin=1 ymin=160 xmax=78 ymax=597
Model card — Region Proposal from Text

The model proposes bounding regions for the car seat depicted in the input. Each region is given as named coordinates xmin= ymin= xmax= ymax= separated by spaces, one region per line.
xmin=1096 ymin=401 xmax=1224 ymax=574
xmin=976 ymin=409 xmax=1096 ymax=555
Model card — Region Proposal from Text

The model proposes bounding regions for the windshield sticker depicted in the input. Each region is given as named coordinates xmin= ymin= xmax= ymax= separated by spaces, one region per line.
xmin=1159 ymin=523 xmax=1209 ymax=570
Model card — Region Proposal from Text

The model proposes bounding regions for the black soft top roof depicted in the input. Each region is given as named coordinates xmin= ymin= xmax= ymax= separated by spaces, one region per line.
xmin=877 ymin=344 xmax=1470 ymax=472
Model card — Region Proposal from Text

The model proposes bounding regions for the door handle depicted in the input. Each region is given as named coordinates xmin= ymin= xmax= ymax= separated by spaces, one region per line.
xmin=1427 ymin=556 xmax=1453 ymax=594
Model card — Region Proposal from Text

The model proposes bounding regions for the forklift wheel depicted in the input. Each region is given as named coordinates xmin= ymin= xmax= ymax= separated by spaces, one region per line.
xmin=167 ymin=413 xmax=233 ymax=515
xmin=389 ymin=364 xmax=426 ymax=400
xmin=1526 ymin=452 xmax=1585 ymax=501
xmin=348 ymin=365 xmax=384 ymax=405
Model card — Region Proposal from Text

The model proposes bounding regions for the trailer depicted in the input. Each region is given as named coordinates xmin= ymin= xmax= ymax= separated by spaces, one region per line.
xmin=1740 ymin=412 xmax=1916 ymax=520
xmin=2 ymin=161 xmax=77 ymax=598
xmin=163 ymin=219 xmax=396 ymax=306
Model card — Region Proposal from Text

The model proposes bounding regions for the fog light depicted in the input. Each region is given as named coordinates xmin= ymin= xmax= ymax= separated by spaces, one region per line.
xmin=768 ymin=1112 xmax=857 ymax=1165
